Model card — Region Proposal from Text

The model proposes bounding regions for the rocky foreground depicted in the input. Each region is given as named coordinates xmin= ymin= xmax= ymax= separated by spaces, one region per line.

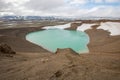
xmin=0 ymin=20 xmax=120 ymax=80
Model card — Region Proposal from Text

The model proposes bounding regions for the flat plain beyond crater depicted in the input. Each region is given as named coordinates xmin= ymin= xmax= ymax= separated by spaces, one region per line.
xmin=0 ymin=20 xmax=120 ymax=80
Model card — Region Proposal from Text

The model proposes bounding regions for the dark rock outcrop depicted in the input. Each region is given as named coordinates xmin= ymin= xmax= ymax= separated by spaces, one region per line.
xmin=0 ymin=43 xmax=16 ymax=55
xmin=66 ymin=23 xmax=82 ymax=30
xmin=91 ymin=24 xmax=100 ymax=29
xmin=55 ymin=48 xmax=78 ymax=55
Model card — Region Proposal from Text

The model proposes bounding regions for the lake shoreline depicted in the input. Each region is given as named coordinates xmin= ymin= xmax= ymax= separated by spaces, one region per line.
xmin=26 ymin=29 xmax=89 ymax=53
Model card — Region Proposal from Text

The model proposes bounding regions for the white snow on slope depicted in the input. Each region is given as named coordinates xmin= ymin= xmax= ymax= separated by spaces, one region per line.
xmin=42 ymin=23 xmax=71 ymax=30
xmin=42 ymin=22 xmax=120 ymax=36
xmin=97 ymin=22 xmax=120 ymax=36
xmin=77 ymin=24 xmax=96 ymax=31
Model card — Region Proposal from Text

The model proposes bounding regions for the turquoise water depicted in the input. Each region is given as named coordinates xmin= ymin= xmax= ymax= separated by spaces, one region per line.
xmin=26 ymin=29 xmax=89 ymax=53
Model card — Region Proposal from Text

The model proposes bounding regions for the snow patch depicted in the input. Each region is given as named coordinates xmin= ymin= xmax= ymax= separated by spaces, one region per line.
xmin=97 ymin=22 xmax=120 ymax=36
xmin=42 ymin=22 xmax=120 ymax=36
xmin=42 ymin=23 xmax=71 ymax=30
xmin=77 ymin=24 xmax=96 ymax=31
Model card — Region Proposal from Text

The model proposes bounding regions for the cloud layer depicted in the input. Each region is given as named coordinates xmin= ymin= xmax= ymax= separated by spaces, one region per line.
xmin=0 ymin=0 xmax=120 ymax=17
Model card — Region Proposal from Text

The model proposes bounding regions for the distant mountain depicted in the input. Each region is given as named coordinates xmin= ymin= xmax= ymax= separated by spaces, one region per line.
xmin=75 ymin=16 xmax=120 ymax=20
xmin=0 ymin=16 xmax=119 ymax=21
xmin=0 ymin=16 xmax=73 ymax=21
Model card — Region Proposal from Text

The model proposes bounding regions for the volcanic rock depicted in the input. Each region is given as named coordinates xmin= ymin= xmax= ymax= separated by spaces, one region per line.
xmin=55 ymin=48 xmax=78 ymax=55
xmin=0 ymin=43 xmax=16 ymax=54
xmin=66 ymin=23 xmax=82 ymax=30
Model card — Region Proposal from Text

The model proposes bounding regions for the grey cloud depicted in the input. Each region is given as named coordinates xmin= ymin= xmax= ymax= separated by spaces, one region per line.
xmin=0 ymin=0 xmax=10 ymax=11
xmin=24 ymin=0 xmax=65 ymax=11
xmin=0 ymin=0 xmax=120 ymax=17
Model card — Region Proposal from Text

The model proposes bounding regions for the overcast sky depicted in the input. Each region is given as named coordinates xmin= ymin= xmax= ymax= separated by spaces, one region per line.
xmin=0 ymin=0 xmax=120 ymax=17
